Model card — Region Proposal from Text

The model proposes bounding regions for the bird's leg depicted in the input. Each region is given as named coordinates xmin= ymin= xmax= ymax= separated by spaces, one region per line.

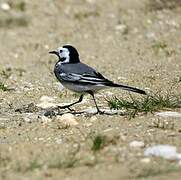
xmin=87 ymin=91 xmax=104 ymax=114
xmin=58 ymin=94 xmax=84 ymax=111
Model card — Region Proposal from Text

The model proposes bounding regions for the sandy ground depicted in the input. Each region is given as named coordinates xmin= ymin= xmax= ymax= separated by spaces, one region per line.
xmin=0 ymin=0 xmax=181 ymax=179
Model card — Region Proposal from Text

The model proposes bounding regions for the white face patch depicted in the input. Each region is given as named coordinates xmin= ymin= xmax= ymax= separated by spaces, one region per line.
xmin=57 ymin=47 xmax=70 ymax=63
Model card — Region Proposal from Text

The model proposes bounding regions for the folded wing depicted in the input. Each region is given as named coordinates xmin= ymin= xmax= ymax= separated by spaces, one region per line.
xmin=60 ymin=71 xmax=113 ymax=85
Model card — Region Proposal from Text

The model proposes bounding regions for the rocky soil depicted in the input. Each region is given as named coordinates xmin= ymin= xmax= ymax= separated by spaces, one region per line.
xmin=0 ymin=0 xmax=181 ymax=179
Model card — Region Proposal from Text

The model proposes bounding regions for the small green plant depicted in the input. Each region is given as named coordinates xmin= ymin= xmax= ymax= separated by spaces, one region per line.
xmin=91 ymin=135 xmax=106 ymax=151
xmin=152 ymin=41 xmax=175 ymax=56
xmin=48 ymin=156 xmax=77 ymax=169
xmin=108 ymin=92 xmax=181 ymax=118
xmin=48 ymin=144 xmax=80 ymax=169
xmin=0 ymin=69 xmax=12 ymax=79
xmin=152 ymin=41 xmax=167 ymax=54
xmin=74 ymin=11 xmax=100 ymax=20
xmin=0 ymin=153 xmax=11 ymax=167
xmin=25 ymin=159 xmax=42 ymax=171
xmin=0 ymin=82 xmax=12 ymax=91
xmin=15 ymin=158 xmax=42 ymax=172
xmin=8 ymin=1 xmax=26 ymax=11
xmin=0 ymin=16 xmax=28 ymax=28
xmin=15 ymin=2 xmax=26 ymax=11
xmin=15 ymin=68 xmax=26 ymax=77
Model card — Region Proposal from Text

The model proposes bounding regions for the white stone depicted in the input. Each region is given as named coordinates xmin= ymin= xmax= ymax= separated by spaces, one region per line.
xmin=0 ymin=2 xmax=10 ymax=11
xmin=105 ymin=91 xmax=114 ymax=96
xmin=55 ymin=138 xmax=63 ymax=144
xmin=115 ymin=24 xmax=127 ymax=32
xmin=140 ymin=158 xmax=151 ymax=163
xmin=36 ymin=102 xmax=57 ymax=109
xmin=44 ymin=44 xmax=49 ymax=49
xmin=37 ymin=96 xmax=56 ymax=109
xmin=39 ymin=96 xmax=55 ymax=102
xmin=23 ymin=113 xmax=37 ymax=123
xmin=144 ymin=145 xmax=181 ymax=160
xmin=156 ymin=111 xmax=181 ymax=118
xmin=146 ymin=32 xmax=156 ymax=40
xmin=56 ymin=113 xmax=78 ymax=126
xmin=129 ymin=141 xmax=144 ymax=148
xmin=85 ymin=0 xmax=95 ymax=4
xmin=178 ymin=160 xmax=181 ymax=166
xmin=103 ymin=128 xmax=113 ymax=133
xmin=84 ymin=123 xmax=93 ymax=127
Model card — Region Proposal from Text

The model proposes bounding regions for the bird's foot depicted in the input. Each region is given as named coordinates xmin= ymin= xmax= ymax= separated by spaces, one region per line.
xmin=67 ymin=107 xmax=75 ymax=112
xmin=57 ymin=105 xmax=76 ymax=113
xmin=96 ymin=109 xmax=105 ymax=115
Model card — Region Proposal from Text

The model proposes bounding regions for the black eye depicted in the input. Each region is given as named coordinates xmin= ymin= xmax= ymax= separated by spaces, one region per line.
xmin=59 ymin=50 xmax=63 ymax=53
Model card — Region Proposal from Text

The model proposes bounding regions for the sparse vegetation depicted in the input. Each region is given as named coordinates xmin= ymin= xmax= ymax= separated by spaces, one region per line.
xmin=7 ymin=1 xmax=26 ymax=11
xmin=74 ymin=11 xmax=100 ymax=20
xmin=0 ymin=81 xmax=12 ymax=91
xmin=91 ymin=135 xmax=106 ymax=151
xmin=151 ymin=41 xmax=175 ymax=56
xmin=48 ymin=155 xmax=78 ymax=169
xmin=0 ymin=14 xmax=29 ymax=28
xmin=0 ymin=68 xmax=12 ymax=79
xmin=15 ymin=152 xmax=79 ymax=172
xmin=25 ymin=159 xmax=42 ymax=172
xmin=136 ymin=163 xmax=181 ymax=178
xmin=15 ymin=160 xmax=41 ymax=172
xmin=148 ymin=0 xmax=181 ymax=11
xmin=152 ymin=118 xmax=175 ymax=130
xmin=0 ymin=0 xmax=181 ymax=179
xmin=0 ymin=1 xmax=28 ymax=28
xmin=0 ymin=67 xmax=26 ymax=79
xmin=108 ymin=92 xmax=181 ymax=118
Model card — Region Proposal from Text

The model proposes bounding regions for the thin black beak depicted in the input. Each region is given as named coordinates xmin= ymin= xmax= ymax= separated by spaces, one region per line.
xmin=49 ymin=51 xmax=59 ymax=56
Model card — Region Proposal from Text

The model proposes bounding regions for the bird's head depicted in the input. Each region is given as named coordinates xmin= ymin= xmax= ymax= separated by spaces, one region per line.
xmin=49 ymin=45 xmax=80 ymax=64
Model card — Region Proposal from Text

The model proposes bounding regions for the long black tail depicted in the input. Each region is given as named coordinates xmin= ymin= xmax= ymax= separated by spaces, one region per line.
xmin=108 ymin=82 xmax=146 ymax=95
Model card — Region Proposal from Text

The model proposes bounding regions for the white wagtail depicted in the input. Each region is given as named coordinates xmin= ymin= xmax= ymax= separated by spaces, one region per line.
xmin=49 ymin=45 xmax=146 ymax=114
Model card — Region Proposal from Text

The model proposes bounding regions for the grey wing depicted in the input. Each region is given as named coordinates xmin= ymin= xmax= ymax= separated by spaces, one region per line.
xmin=60 ymin=71 xmax=114 ymax=86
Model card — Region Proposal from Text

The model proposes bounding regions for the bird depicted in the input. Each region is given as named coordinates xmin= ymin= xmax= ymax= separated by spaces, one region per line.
xmin=49 ymin=45 xmax=146 ymax=114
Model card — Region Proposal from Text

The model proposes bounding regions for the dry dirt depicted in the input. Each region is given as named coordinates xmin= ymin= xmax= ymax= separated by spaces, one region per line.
xmin=0 ymin=0 xmax=181 ymax=179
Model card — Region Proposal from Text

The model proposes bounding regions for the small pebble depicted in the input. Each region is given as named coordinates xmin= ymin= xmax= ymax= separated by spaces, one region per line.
xmin=156 ymin=111 xmax=181 ymax=118
xmin=115 ymin=24 xmax=128 ymax=33
xmin=144 ymin=145 xmax=181 ymax=160
xmin=86 ymin=0 xmax=95 ymax=4
xmin=37 ymin=96 xmax=56 ymax=109
xmin=146 ymin=32 xmax=156 ymax=40
xmin=84 ymin=123 xmax=93 ymax=127
xmin=140 ymin=158 xmax=151 ymax=163
xmin=55 ymin=138 xmax=63 ymax=144
xmin=103 ymin=128 xmax=113 ymax=133
xmin=0 ymin=2 xmax=10 ymax=11
xmin=129 ymin=141 xmax=144 ymax=148
xmin=39 ymin=96 xmax=55 ymax=102
xmin=56 ymin=113 xmax=78 ymax=126
xmin=44 ymin=44 xmax=49 ymax=49
xmin=37 ymin=102 xmax=57 ymax=109
xmin=178 ymin=160 xmax=181 ymax=166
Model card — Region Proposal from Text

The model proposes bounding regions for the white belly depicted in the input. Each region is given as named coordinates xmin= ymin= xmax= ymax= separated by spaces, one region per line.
xmin=61 ymin=82 xmax=106 ymax=93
